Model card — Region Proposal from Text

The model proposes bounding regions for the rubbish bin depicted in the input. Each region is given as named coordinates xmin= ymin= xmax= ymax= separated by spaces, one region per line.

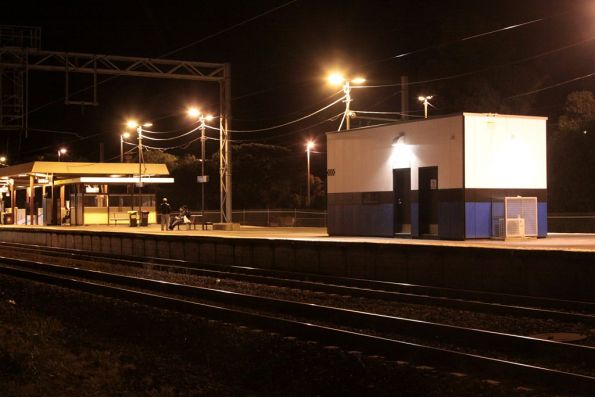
xmin=128 ymin=211 xmax=138 ymax=227
xmin=140 ymin=210 xmax=149 ymax=226
xmin=3 ymin=213 xmax=13 ymax=224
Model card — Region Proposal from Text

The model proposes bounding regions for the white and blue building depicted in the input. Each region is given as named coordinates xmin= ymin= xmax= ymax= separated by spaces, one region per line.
xmin=326 ymin=113 xmax=548 ymax=239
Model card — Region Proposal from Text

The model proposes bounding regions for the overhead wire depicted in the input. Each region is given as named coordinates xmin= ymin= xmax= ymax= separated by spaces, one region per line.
xmin=140 ymin=123 xmax=207 ymax=134
xmin=506 ymin=72 xmax=595 ymax=99
xmin=381 ymin=12 xmax=568 ymax=62
xmin=363 ymin=36 xmax=595 ymax=89
xmin=143 ymin=137 xmax=202 ymax=151
xmin=354 ymin=110 xmax=425 ymax=118
xmin=232 ymin=112 xmax=342 ymax=142
xmin=141 ymin=125 xmax=202 ymax=141
xmin=223 ymin=94 xmax=346 ymax=133
xmin=159 ymin=0 xmax=298 ymax=58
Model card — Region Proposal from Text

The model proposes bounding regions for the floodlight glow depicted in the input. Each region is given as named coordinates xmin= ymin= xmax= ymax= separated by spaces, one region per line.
xmin=0 ymin=156 xmax=5 ymax=163
xmin=187 ymin=107 xmax=200 ymax=118
xmin=306 ymin=141 xmax=315 ymax=150
xmin=142 ymin=122 xmax=153 ymax=127
xmin=390 ymin=135 xmax=412 ymax=169
xmin=122 ymin=132 xmax=130 ymax=139
xmin=59 ymin=148 xmax=67 ymax=154
xmin=126 ymin=120 xmax=138 ymax=128
xmin=328 ymin=73 xmax=345 ymax=86
xmin=205 ymin=114 xmax=214 ymax=121
xmin=351 ymin=77 xmax=366 ymax=84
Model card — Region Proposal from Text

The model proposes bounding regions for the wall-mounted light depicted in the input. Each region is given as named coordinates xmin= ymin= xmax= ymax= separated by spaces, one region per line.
xmin=392 ymin=132 xmax=405 ymax=147
xmin=390 ymin=132 xmax=411 ymax=169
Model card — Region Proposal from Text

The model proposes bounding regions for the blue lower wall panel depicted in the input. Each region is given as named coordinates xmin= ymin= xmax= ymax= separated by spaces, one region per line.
xmin=328 ymin=204 xmax=394 ymax=237
xmin=465 ymin=202 xmax=492 ymax=239
xmin=438 ymin=202 xmax=465 ymax=239
xmin=538 ymin=202 xmax=547 ymax=237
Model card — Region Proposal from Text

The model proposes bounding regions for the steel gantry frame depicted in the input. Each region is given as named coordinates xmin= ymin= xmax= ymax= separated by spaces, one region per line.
xmin=0 ymin=47 xmax=233 ymax=223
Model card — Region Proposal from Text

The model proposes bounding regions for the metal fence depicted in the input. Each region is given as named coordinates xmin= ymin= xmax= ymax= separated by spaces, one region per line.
xmin=195 ymin=209 xmax=327 ymax=227
xmin=548 ymin=213 xmax=595 ymax=233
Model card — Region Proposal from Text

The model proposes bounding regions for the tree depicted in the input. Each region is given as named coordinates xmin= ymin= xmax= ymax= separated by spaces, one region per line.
xmin=558 ymin=91 xmax=595 ymax=133
xmin=548 ymin=91 xmax=595 ymax=212
xmin=231 ymin=143 xmax=323 ymax=209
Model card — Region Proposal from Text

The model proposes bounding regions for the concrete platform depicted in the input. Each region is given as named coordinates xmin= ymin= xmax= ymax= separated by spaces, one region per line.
xmin=1 ymin=224 xmax=593 ymax=301
xmin=2 ymin=224 xmax=594 ymax=252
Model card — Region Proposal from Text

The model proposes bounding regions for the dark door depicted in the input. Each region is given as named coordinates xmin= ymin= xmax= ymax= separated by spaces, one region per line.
xmin=418 ymin=166 xmax=438 ymax=235
xmin=393 ymin=168 xmax=411 ymax=234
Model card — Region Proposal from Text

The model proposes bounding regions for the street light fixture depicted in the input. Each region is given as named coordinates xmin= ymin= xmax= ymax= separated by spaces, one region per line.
xmin=306 ymin=140 xmax=315 ymax=208
xmin=418 ymin=95 xmax=433 ymax=119
xmin=187 ymin=107 xmax=214 ymax=215
xmin=328 ymin=73 xmax=366 ymax=131
xmin=120 ymin=132 xmax=130 ymax=163
xmin=57 ymin=148 xmax=67 ymax=162
xmin=0 ymin=156 xmax=6 ymax=166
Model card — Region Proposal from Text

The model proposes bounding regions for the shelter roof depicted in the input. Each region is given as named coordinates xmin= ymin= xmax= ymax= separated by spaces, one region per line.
xmin=0 ymin=161 xmax=169 ymax=178
xmin=0 ymin=161 xmax=171 ymax=189
xmin=326 ymin=112 xmax=548 ymax=136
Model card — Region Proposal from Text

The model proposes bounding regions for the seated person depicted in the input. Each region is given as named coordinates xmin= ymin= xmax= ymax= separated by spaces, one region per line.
xmin=62 ymin=207 xmax=71 ymax=224
xmin=168 ymin=205 xmax=191 ymax=230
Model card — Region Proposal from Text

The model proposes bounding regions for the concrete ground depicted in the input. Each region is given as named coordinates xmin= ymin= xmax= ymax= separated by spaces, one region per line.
xmin=3 ymin=223 xmax=595 ymax=252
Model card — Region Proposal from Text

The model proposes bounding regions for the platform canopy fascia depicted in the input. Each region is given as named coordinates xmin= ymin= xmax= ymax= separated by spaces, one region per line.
xmin=53 ymin=177 xmax=174 ymax=186
xmin=0 ymin=161 xmax=171 ymax=188
xmin=0 ymin=161 xmax=169 ymax=178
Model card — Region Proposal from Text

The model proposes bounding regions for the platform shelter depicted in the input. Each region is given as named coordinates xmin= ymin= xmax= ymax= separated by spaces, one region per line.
xmin=0 ymin=161 xmax=173 ymax=226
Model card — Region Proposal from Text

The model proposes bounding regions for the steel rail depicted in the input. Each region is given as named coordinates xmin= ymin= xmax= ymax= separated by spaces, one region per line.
xmin=1 ymin=242 xmax=594 ymax=324
xmin=0 ymin=262 xmax=593 ymax=395
xmin=1 ymin=256 xmax=594 ymax=370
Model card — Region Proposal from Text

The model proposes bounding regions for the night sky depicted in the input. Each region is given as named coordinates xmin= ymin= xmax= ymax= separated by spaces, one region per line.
xmin=2 ymin=0 xmax=594 ymax=170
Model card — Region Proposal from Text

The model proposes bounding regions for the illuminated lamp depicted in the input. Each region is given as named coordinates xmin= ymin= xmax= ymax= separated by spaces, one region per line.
xmin=392 ymin=132 xmax=405 ymax=146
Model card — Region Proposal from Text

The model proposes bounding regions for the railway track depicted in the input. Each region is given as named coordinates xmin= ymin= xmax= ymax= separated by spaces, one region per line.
xmin=1 ymin=241 xmax=594 ymax=325
xmin=1 ymin=255 xmax=594 ymax=395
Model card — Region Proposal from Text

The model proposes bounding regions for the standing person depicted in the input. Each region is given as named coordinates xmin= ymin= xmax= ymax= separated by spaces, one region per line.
xmin=159 ymin=198 xmax=172 ymax=231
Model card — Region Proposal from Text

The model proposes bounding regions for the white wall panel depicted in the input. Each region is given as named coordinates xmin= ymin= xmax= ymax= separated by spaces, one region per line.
xmin=464 ymin=114 xmax=547 ymax=189
xmin=327 ymin=115 xmax=464 ymax=193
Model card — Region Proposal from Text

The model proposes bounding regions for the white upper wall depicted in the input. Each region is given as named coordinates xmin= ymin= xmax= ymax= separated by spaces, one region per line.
xmin=327 ymin=115 xmax=464 ymax=193
xmin=464 ymin=114 xmax=547 ymax=189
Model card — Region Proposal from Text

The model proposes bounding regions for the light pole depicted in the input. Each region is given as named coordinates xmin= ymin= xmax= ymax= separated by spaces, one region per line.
xmin=418 ymin=95 xmax=433 ymax=119
xmin=57 ymin=148 xmax=67 ymax=162
xmin=126 ymin=120 xmax=152 ymax=186
xmin=187 ymin=107 xmax=214 ymax=215
xmin=120 ymin=132 xmax=130 ymax=163
xmin=306 ymin=140 xmax=315 ymax=208
xmin=328 ymin=73 xmax=366 ymax=131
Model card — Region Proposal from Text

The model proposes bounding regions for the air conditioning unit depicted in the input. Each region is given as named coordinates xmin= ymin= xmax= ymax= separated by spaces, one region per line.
xmin=506 ymin=217 xmax=525 ymax=238
xmin=491 ymin=196 xmax=537 ymax=240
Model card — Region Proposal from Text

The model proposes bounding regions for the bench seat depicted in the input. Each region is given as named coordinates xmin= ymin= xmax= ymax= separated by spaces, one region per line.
xmin=176 ymin=214 xmax=212 ymax=230
xmin=110 ymin=213 xmax=130 ymax=225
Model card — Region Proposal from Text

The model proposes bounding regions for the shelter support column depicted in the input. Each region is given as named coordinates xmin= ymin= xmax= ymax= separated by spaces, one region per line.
xmin=10 ymin=183 xmax=15 ymax=224
xmin=28 ymin=175 xmax=35 ymax=225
